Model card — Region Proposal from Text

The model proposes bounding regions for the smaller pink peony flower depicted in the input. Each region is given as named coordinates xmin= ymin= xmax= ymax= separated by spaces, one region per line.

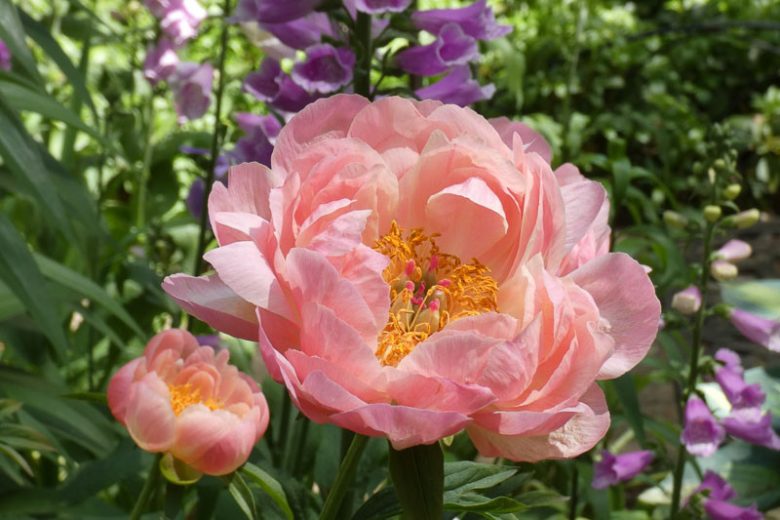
xmin=108 ymin=329 xmax=269 ymax=476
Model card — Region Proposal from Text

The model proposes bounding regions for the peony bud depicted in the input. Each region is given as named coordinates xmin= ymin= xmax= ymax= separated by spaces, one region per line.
xmin=671 ymin=286 xmax=702 ymax=315
xmin=703 ymin=205 xmax=722 ymax=223
xmin=723 ymin=184 xmax=741 ymax=200
xmin=710 ymin=260 xmax=738 ymax=281
xmin=663 ymin=210 xmax=688 ymax=229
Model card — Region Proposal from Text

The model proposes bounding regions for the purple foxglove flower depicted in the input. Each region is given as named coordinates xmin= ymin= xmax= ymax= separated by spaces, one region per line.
xmin=170 ymin=62 xmax=213 ymax=122
xmin=160 ymin=0 xmax=207 ymax=45
xmin=591 ymin=450 xmax=654 ymax=489
xmin=714 ymin=239 xmax=752 ymax=263
xmin=411 ymin=0 xmax=512 ymax=41
xmin=196 ymin=334 xmax=222 ymax=349
xmin=715 ymin=348 xmax=742 ymax=373
xmin=145 ymin=0 xmax=171 ymax=18
xmin=671 ymin=285 xmax=701 ymax=316
xmin=681 ymin=396 xmax=725 ymax=457
xmin=704 ymin=499 xmax=762 ymax=520
xmin=232 ymin=0 xmax=323 ymax=23
xmin=143 ymin=39 xmax=179 ymax=85
xmin=396 ymin=23 xmax=479 ymax=76
xmin=0 ymin=40 xmax=11 ymax=71
xmin=244 ymin=58 xmax=319 ymax=112
xmin=180 ymin=145 xmax=210 ymax=156
xmin=222 ymin=112 xmax=282 ymax=168
xmin=260 ymin=12 xmax=337 ymax=50
xmin=186 ymin=177 xmax=207 ymax=219
xmin=415 ymin=66 xmax=495 ymax=106
xmin=291 ymin=44 xmax=355 ymax=94
xmin=715 ymin=367 xmax=765 ymax=410
xmin=723 ymin=407 xmax=780 ymax=450
xmin=730 ymin=308 xmax=780 ymax=352
xmin=345 ymin=0 xmax=413 ymax=14
xmin=692 ymin=471 xmax=736 ymax=502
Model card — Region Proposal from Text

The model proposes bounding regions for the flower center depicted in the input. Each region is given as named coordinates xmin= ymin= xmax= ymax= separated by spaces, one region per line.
xmin=168 ymin=384 xmax=221 ymax=416
xmin=372 ymin=221 xmax=498 ymax=367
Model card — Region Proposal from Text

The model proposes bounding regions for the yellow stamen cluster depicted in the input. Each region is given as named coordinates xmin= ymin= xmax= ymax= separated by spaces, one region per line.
xmin=168 ymin=384 xmax=221 ymax=416
xmin=373 ymin=221 xmax=498 ymax=366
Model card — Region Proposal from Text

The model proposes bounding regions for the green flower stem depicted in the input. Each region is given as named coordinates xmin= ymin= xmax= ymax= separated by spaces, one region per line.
xmin=130 ymin=453 xmax=162 ymax=520
xmin=669 ymin=221 xmax=716 ymax=517
xmin=192 ymin=0 xmax=232 ymax=278
xmin=353 ymin=11 xmax=372 ymax=98
xmin=135 ymin=92 xmax=155 ymax=233
xmin=319 ymin=433 xmax=369 ymax=520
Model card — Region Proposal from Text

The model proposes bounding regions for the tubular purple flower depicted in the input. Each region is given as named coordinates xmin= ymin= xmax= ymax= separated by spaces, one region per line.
xmin=0 ymin=40 xmax=11 ymax=71
xmin=232 ymin=0 xmax=323 ymax=23
xmin=411 ymin=0 xmax=512 ymax=41
xmin=223 ymin=112 xmax=282 ymax=168
xmin=159 ymin=0 xmax=207 ymax=45
xmin=691 ymin=471 xmax=736 ymax=502
xmin=681 ymin=396 xmax=725 ymax=457
xmin=170 ymin=62 xmax=213 ymax=123
xmin=729 ymin=308 xmax=780 ymax=352
xmin=347 ymin=0 xmax=413 ymax=14
xmin=722 ymin=407 xmax=780 ymax=450
xmin=396 ymin=23 xmax=479 ymax=76
xmin=591 ymin=450 xmax=654 ymax=489
xmin=186 ymin=177 xmax=206 ymax=219
xmin=671 ymin=285 xmax=701 ymax=315
xmin=260 ymin=12 xmax=337 ymax=50
xmin=714 ymin=348 xmax=742 ymax=373
xmin=415 ymin=65 xmax=495 ymax=106
xmin=144 ymin=39 xmax=179 ymax=85
xmin=715 ymin=367 xmax=765 ymax=410
xmin=714 ymin=239 xmax=752 ymax=263
xmin=704 ymin=499 xmax=762 ymax=520
xmin=243 ymin=58 xmax=319 ymax=112
xmin=291 ymin=44 xmax=355 ymax=94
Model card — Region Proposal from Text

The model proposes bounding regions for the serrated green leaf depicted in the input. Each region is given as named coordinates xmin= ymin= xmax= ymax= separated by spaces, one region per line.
xmin=444 ymin=461 xmax=518 ymax=494
xmin=241 ymin=463 xmax=294 ymax=520
xmin=444 ymin=494 xmax=527 ymax=514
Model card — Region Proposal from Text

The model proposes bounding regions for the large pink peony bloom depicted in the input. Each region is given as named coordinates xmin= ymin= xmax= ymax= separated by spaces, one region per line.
xmin=163 ymin=95 xmax=660 ymax=460
xmin=108 ymin=329 xmax=269 ymax=475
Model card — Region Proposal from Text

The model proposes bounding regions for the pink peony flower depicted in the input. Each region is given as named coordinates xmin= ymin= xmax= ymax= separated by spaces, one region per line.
xmin=108 ymin=329 xmax=269 ymax=475
xmin=163 ymin=95 xmax=660 ymax=459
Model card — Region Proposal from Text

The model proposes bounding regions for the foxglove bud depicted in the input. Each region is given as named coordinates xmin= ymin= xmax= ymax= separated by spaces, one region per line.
xmin=710 ymin=260 xmax=737 ymax=281
xmin=671 ymin=286 xmax=701 ymax=315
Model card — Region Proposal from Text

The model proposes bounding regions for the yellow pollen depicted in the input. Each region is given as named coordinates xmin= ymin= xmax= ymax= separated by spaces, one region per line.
xmin=168 ymin=384 xmax=221 ymax=416
xmin=372 ymin=221 xmax=498 ymax=367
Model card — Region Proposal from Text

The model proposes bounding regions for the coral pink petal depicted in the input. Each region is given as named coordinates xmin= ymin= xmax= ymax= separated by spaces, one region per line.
xmin=331 ymin=404 xmax=472 ymax=450
xmin=211 ymin=211 xmax=272 ymax=247
xmin=107 ymin=358 xmax=143 ymax=424
xmin=305 ymin=209 xmax=372 ymax=257
xmin=162 ymin=274 xmax=260 ymax=340
xmin=570 ymin=253 xmax=661 ymax=379
xmin=467 ymin=384 xmax=609 ymax=462
xmin=348 ymin=96 xmax=444 ymax=152
xmin=173 ymin=407 xmax=254 ymax=475
xmin=204 ymin=240 xmax=294 ymax=322
xmin=490 ymin=116 xmax=552 ymax=163
xmin=208 ymin=162 xmax=280 ymax=225
xmin=124 ymin=373 xmax=176 ymax=452
xmin=559 ymin=178 xmax=607 ymax=254
xmin=273 ymin=94 xmax=370 ymax=174
xmin=388 ymin=371 xmax=496 ymax=415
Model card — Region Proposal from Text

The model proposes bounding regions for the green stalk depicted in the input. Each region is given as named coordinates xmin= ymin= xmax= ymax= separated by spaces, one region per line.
xmin=130 ymin=454 xmax=162 ymax=520
xmin=319 ymin=434 xmax=369 ymax=520
xmin=192 ymin=0 xmax=232 ymax=277
xmin=135 ymin=93 xmax=155 ymax=232
xmin=669 ymin=222 xmax=715 ymax=516
xmin=353 ymin=12 xmax=372 ymax=98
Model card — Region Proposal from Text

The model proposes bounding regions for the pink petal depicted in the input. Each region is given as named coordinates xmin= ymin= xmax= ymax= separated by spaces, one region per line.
xmin=467 ymin=384 xmax=609 ymax=461
xmin=570 ymin=253 xmax=661 ymax=379
xmin=348 ymin=96 xmax=445 ymax=152
xmin=107 ymin=358 xmax=143 ymax=424
xmin=162 ymin=274 xmax=259 ymax=340
xmin=208 ymin=162 xmax=281 ymax=226
xmin=124 ymin=373 xmax=177 ymax=452
xmin=489 ymin=116 xmax=552 ymax=163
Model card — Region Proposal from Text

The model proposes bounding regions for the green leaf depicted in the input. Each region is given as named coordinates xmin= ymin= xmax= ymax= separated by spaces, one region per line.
xmin=0 ymin=92 xmax=76 ymax=243
xmin=0 ymin=214 xmax=68 ymax=355
xmin=241 ymin=463 xmax=294 ymax=520
xmin=388 ymin=442 xmax=443 ymax=520
xmin=35 ymin=253 xmax=144 ymax=338
xmin=228 ymin=471 xmax=257 ymax=520
xmin=19 ymin=10 xmax=97 ymax=119
xmin=0 ymin=0 xmax=42 ymax=85
xmin=609 ymin=374 xmax=647 ymax=447
xmin=444 ymin=461 xmax=518 ymax=494
xmin=0 ymin=279 xmax=25 ymax=320
xmin=0 ymin=78 xmax=104 ymax=143
xmin=444 ymin=494 xmax=527 ymax=514
xmin=351 ymin=487 xmax=401 ymax=520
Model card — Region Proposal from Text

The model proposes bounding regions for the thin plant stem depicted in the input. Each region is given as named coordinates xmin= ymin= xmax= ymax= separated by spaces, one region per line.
xmin=135 ymin=93 xmax=156 ymax=232
xmin=669 ymin=222 xmax=716 ymax=517
xmin=353 ymin=12 xmax=372 ymax=98
xmin=130 ymin=454 xmax=162 ymax=520
xmin=192 ymin=0 xmax=232 ymax=278
xmin=319 ymin=434 xmax=369 ymax=520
